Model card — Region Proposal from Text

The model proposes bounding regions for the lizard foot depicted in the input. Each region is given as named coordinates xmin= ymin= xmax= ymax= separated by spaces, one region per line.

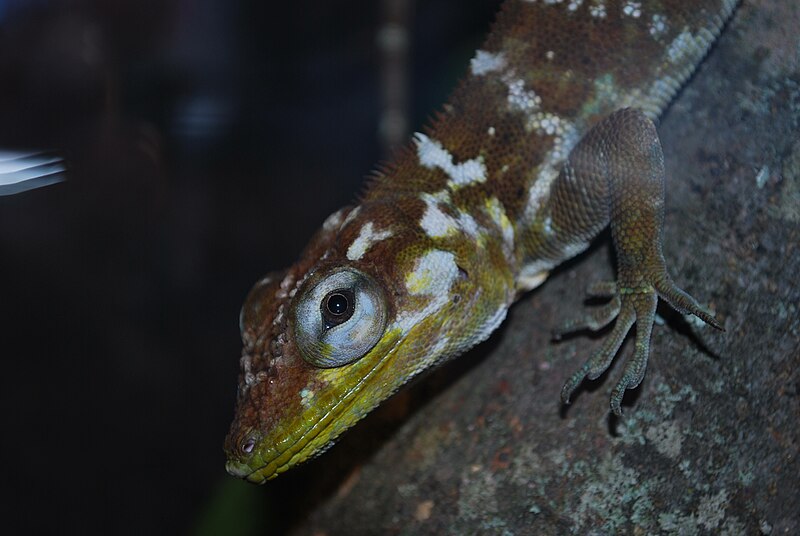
xmin=559 ymin=273 xmax=722 ymax=415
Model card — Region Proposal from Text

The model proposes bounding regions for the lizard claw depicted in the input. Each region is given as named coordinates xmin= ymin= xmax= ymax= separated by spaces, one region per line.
xmin=653 ymin=273 xmax=724 ymax=331
xmin=552 ymin=281 xmax=620 ymax=340
xmin=560 ymin=275 xmax=721 ymax=415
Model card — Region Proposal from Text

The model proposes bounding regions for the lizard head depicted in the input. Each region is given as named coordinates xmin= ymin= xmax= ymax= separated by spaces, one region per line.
xmin=224 ymin=198 xmax=511 ymax=482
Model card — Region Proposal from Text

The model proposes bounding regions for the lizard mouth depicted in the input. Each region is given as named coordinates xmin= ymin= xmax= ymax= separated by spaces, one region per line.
xmin=228 ymin=331 xmax=405 ymax=483
xmin=225 ymin=458 xmax=257 ymax=480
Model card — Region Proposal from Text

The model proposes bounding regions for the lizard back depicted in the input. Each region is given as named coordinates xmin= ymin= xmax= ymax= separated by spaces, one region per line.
xmin=366 ymin=0 xmax=737 ymax=235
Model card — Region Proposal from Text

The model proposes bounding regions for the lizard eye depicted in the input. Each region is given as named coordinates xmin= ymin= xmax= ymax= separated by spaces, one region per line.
xmin=293 ymin=268 xmax=387 ymax=367
xmin=241 ymin=436 xmax=256 ymax=455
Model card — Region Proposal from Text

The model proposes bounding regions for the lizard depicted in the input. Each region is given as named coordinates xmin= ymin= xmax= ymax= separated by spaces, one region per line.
xmin=225 ymin=0 xmax=734 ymax=483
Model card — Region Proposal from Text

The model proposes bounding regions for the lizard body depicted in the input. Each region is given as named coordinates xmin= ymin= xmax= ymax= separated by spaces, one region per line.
xmin=225 ymin=0 xmax=734 ymax=483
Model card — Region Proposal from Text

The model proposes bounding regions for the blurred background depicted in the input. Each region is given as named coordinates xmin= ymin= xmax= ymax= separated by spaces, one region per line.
xmin=0 ymin=0 xmax=502 ymax=533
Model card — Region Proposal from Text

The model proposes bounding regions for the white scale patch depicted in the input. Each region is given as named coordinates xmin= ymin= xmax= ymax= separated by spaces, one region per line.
xmin=299 ymin=387 xmax=315 ymax=409
xmin=394 ymin=250 xmax=459 ymax=333
xmin=526 ymin=0 xmax=667 ymax=43
xmin=341 ymin=206 xmax=361 ymax=229
xmin=456 ymin=211 xmax=481 ymax=239
xmin=543 ymin=216 xmax=554 ymax=236
xmin=420 ymin=191 xmax=481 ymax=240
xmin=470 ymin=50 xmax=506 ymax=76
xmin=420 ymin=193 xmax=457 ymax=238
xmin=524 ymin=164 xmax=559 ymax=223
xmin=530 ymin=0 xmax=668 ymax=19
xmin=508 ymin=91 xmax=578 ymax=160
xmin=523 ymin=116 xmax=579 ymax=222
xmin=346 ymin=221 xmax=393 ymax=261
xmin=523 ymin=0 xmax=571 ymax=5
xmin=472 ymin=45 xmax=574 ymax=153
xmin=415 ymin=133 xmax=487 ymax=189
xmin=589 ymin=0 xmax=607 ymax=18
xmin=622 ymin=1 xmax=642 ymax=18
xmin=667 ymin=28 xmax=701 ymax=64
xmin=472 ymin=49 xmax=580 ymax=173
xmin=507 ymin=78 xmax=542 ymax=113
xmin=649 ymin=13 xmax=669 ymax=37
xmin=406 ymin=250 xmax=458 ymax=296
xmin=322 ymin=207 xmax=347 ymax=232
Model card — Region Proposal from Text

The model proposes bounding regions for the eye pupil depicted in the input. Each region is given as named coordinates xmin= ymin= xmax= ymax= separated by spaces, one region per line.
xmin=321 ymin=288 xmax=355 ymax=329
xmin=326 ymin=293 xmax=349 ymax=316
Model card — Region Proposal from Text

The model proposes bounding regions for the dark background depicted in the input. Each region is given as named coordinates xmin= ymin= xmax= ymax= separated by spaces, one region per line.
xmin=0 ymin=0 xmax=502 ymax=533
xmin=4 ymin=1 xmax=799 ymax=535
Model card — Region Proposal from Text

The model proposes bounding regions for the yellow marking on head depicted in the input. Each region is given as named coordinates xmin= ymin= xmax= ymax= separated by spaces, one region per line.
xmin=406 ymin=265 xmax=434 ymax=294
xmin=484 ymin=197 xmax=515 ymax=254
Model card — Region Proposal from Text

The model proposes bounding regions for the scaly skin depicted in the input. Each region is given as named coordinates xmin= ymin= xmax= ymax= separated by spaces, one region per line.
xmin=225 ymin=0 xmax=735 ymax=483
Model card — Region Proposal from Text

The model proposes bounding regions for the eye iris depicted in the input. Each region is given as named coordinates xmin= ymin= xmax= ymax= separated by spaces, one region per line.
xmin=326 ymin=293 xmax=349 ymax=316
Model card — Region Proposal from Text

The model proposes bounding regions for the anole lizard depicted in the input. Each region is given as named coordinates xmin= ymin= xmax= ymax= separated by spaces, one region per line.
xmin=225 ymin=0 xmax=734 ymax=483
